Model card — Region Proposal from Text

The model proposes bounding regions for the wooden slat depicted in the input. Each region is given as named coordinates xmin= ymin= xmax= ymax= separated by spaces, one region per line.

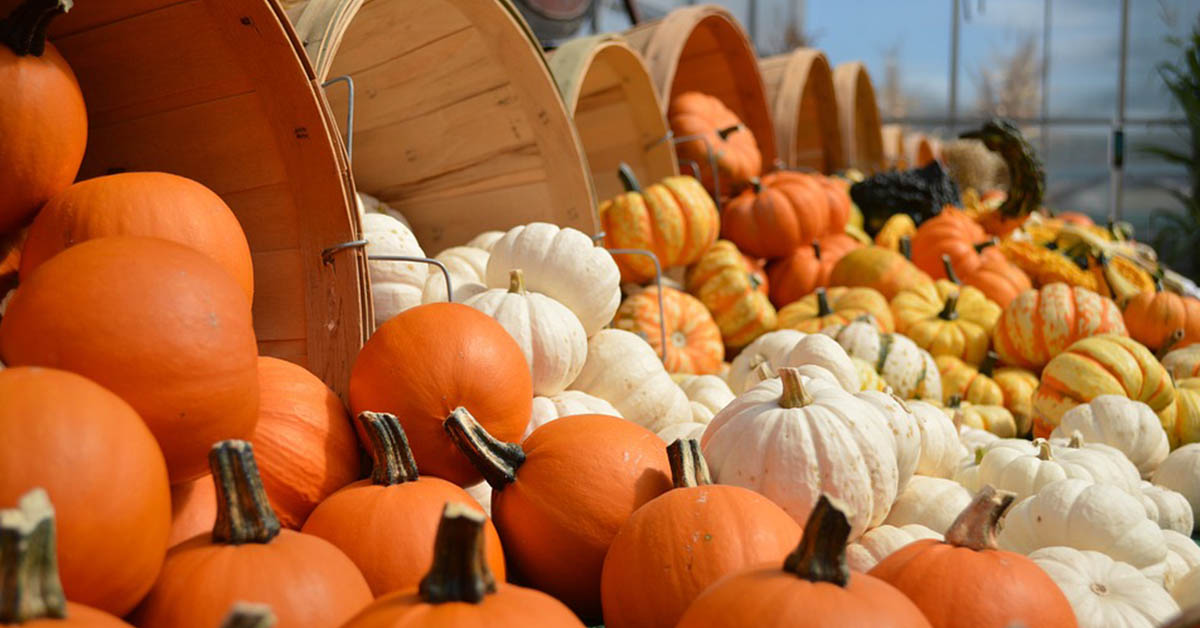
xmin=250 ymin=249 xmax=307 ymax=341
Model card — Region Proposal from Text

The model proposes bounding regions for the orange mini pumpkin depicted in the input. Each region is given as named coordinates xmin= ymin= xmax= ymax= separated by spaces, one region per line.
xmin=613 ymin=286 xmax=724 ymax=375
xmin=168 ymin=474 xmax=216 ymax=548
xmin=684 ymin=239 xmax=777 ymax=349
xmin=910 ymin=207 xmax=990 ymax=280
xmin=721 ymin=171 xmax=852 ymax=259
xmin=766 ymin=233 xmax=863 ymax=308
xmin=669 ymin=92 xmax=762 ymax=197
xmin=1122 ymin=285 xmax=1200 ymax=354
xmin=992 ymin=283 xmax=1128 ymax=370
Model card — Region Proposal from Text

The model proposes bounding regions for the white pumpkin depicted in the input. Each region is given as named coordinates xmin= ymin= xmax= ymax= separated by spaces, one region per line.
xmin=1153 ymin=444 xmax=1200 ymax=535
xmin=657 ymin=420 xmax=707 ymax=444
xmin=978 ymin=438 xmax=1141 ymax=502
xmin=726 ymin=329 xmax=806 ymax=394
xmin=569 ymin=329 xmax=691 ymax=433
xmin=883 ymin=475 xmax=972 ymax=534
xmin=822 ymin=320 xmax=941 ymax=400
xmin=909 ymin=400 xmax=966 ymax=479
xmin=1172 ymin=564 xmax=1200 ymax=610
xmin=1158 ymin=529 xmax=1200 ymax=591
xmin=1029 ymin=546 xmax=1180 ymax=628
xmin=954 ymin=462 xmax=982 ymax=493
xmin=527 ymin=391 xmax=621 ymax=439
xmin=998 ymin=478 xmax=1167 ymax=569
xmin=421 ymin=245 xmax=490 ymax=303
xmin=1141 ymin=481 xmax=1195 ymax=535
xmin=1163 ymin=344 xmax=1200 ymax=380
xmin=701 ymin=368 xmax=899 ymax=538
xmin=357 ymin=191 xmax=411 ymax=228
xmin=852 ymin=357 xmax=888 ymax=392
xmin=1050 ymin=396 xmax=1169 ymax=479
xmin=845 ymin=524 xmax=942 ymax=573
xmin=959 ymin=422 xmax=1000 ymax=459
xmin=363 ymin=212 xmax=427 ymax=327
xmin=857 ymin=391 xmax=921 ymax=491
xmin=781 ymin=333 xmax=860 ymax=392
xmin=485 ymin=223 xmax=620 ymax=336
xmin=466 ymin=230 xmax=504 ymax=252
xmin=465 ymin=270 xmax=586 ymax=397
xmin=676 ymin=375 xmax=735 ymax=421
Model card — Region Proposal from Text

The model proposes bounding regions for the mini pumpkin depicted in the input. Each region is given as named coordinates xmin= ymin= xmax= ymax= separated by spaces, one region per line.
xmin=874 ymin=214 xmax=917 ymax=251
xmin=614 ymin=286 xmax=724 ymax=375
xmin=1163 ymin=344 xmax=1200 ymax=380
xmin=765 ymin=233 xmax=862 ymax=307
xmin=950 ymin=397 xmax=1018 ymax=438
xmin=936 ymin=353 xmax=1037 ymax=436
xmin=1049 ymin=395 xmax=1169 ymax=479
xmin=993 ymin=283 xmax=1128 ymax=371
xmin=669 ymin=92 xmax=762 ymax=197
xmin=527 ymin=391 xmax=622 ymax=438
xmin=909 ymin=206 xmax=992 ymax=280
xmin=1153 ymin=444 xmax=1200 ymax=535
xmin=778 ymin=286 xmax=895 ymax=333
xmin=725 ymin=329 xmax=806 ymax=394
xmin=978 ymin=437 xmax=1140 ymax=502
xmin=720 ymin=171 xmax=852 ymax=259
xmin=1141 ymin=482 xmax=1195 ymax=536
xmin=1174 ymin=377 xmax=1200 ymax=447
xmin=420 ymin=246 xmax=489 ymax=303
xmin=846 ymin=524 xmax=942 ymax=573
xmin=684 ymin=239 xmax=777 ymax=349
xmin=829 ymin=245 xmax=934 ymax=300
xmin=909 ymin=400 xmax=967 ymax=479
xmin=891 ymin=266 xmax=999 ymax=365
xmin=363 ymin=213 xmax=428 ymax=327
xmin=822 ymin=319 xmax=942 ymax=401
xmin=1030 ymin=546 xmax=1180 ymax=628
xmin=569 ymin=329 xmax=692 ymax=433
xmin=1122 ymin=286 xmax=1200 ymax=355
xmin=882 ymin=476 xmax=972 ymax=535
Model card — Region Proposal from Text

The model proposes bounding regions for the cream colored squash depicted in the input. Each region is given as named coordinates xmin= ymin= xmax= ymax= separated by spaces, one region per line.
xmin=1051 ymin=395 xmax=1170 ymax=479
xmin=675 ymin=374 xmax=735 ymax=420
xmin=909 ymin=400 xmax=966 ymax=479
xmin=1154 ymin=529 xmax=1200 ymax=591
xmin=726 ymin=330 xmax=806 ymax=394
xmin=998 ymin=478 xmax=1167 ymax=568
xmin=822 ymin=319 xmax=941 ymax=400
xmin=527 ymin=391 xmax=621 ymax=439
xmin=978 ymin=438 xmax=1140 ymax=502
xmin=363 ymin=212 xmax=427 ymax=327
xmin=959 ymin=422 xmax=1000 ymax=459
xmin=857 ymin=391 xmax=921 ymax=491
xmin=701 ymin=369 xmax=899 ymax=538
xmin=1030 ymin=546 xmax=1180 ymax=628
xmin=466 ymin=230 xmax=504 ymax=252
xmin=954 ymin=461 xmax=982 ymax=493
xmin=1140 ymin=481 xmax=1195 ymax=536
xmin=421 ymin=245 xmax=490 ymax=303
xmin=781 ymin=333 xmax=861 ymax=392
xmin=1172 ymin=565 xmax=1200 ymax=609
xmin=1153 ymin=444 xmax=1200 ymax=535
xmin=570 ymin=329 xmax=691 ymax=432
xmin=485 ymin=223 xmax=621 ymax=336
xmin=1163 ymin=344 xmax=1200 ymax=381
xmin=657 ymin=420 xmax=707 ymax=444
xmin=846 ymin=524 xmax=942 ymax=573
xmin=357 ymin=191 xmax=411 ymax=228
xmin=883 ymin=475 xmax=972 ymax=534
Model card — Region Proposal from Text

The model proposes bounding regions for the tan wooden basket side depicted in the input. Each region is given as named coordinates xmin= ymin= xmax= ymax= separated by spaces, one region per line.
xmin=760 ymin=48 xmax=843 ymax=173
xmin=905 ymin=133 xmax=938 ymax=168
xmin=834 ymin=61 xmax=885 ymax=175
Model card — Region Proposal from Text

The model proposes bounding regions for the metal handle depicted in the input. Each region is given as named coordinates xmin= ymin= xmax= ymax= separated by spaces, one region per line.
xmin=605 ymin=247 xmax=668 ymax=364
xmin=321 ymin=75 xmax=355 ymax=168
xmin=671 ymin=132 xmax=723 ymax=204
xmin=319 ymin=240 xmax=453 ymax=303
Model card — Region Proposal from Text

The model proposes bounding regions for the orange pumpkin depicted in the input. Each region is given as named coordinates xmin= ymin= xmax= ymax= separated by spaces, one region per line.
xmin=613 ymin=286 xmax=724 ymax=375
xmin=0 ymin=227 xmax=24 ymax=302
xmin=1122 ymin=286 xmax=1200 ymax=354
xmin=829 ymin=245 xmax=933 ymax=300
xmin=445 ymin=411 xmax=672 ymax=620
xmin=766 ymin=233 xmax=863 ymax=308
xmin=778 ymin=286 xmax=894 ymax=333
xmin=684 ymin=240 xmax=777 ymax=349
xmin=959 ymin=253 xmax=1032 ymax=309
xmin=302 ymin=412 xmax=505 ymax=597
xmin=992 ymin=283 xmax=1128 ymax=370
xmin=340 ymin=503 xmax=584 ymax=628
xmin=721 ymin=171 xmax=852 ymax=259
xmin=0 ymin=367 xmax=170 ymax=617
xmin=668 ymin=91 xmax=761 ymax=197
xmin=349 ymin=303 xmax=532 ymax=486
xmin=598 ymin=164 xmax=719 ymax=283
xmin=601 ymin=439 xmax=802 ymax=628
xmin=168 ymin=474 xmax=215 ymax=548
xmin=0 ymin=236 xmax=259 ymax=484
xmin=254 ymin=356 xmax=361 ymax=529
xmin=870 ymin=486 xmax=1078 ymax=628
xmin=676 ymin=496 xmax=932 ymax=628
xmin=1057 ymin=211 xmax=1095 ymax=226
xmin=131 ymin=441 xmax=373 ymax=627
xmin=20 ymin=172 xmax=256 ymax=302
xmin=0 ymin=0 xmax=87 ymax=233
xmin=910 ymin=207 xmax=991 ymax=280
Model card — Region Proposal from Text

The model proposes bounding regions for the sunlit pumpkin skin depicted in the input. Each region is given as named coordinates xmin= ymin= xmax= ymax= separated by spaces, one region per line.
xmin=1122 ymin=288 xmax=1200 ymax=354
xmin=168 ymin=475 xmax=215 ymax=548
xmin=613 ymin=286 xmax=723 ymax=374
xmin=937 ymin=356 xmax=1003 ymax=406
xmin=993 ymin=283 xmax=1128 ymax=370
xmin=1034 ymin=334 xmax=1177 ymax=443
xmin=669 ymin=92 xmax=762 ymax=197
xmin=0 ymin=228 xmax=24 ymax=303
xmin=685 ymin=239 xmax=777 ymax=349
xmin=349 ymin=303 xmax=532 ymax=486
xmin=891 ymin=270 xmax=999 ymax=365
xmin=0 ymin=236 xmax=260 ymax=484
xmin=254 ymin=357 xmax=360 ymax=529
xmin=910 ymin=207 xmax=991 ymax=280
xmin=0 ymin=0 xmax=87 ymax=234
xmin=830 ymin=246 xmax=933 ymax=301
xmin=1164 ymin=344 xmax=1200 ymax=380
xmin=1171 ymin=378 xmax=1200 ymax=448
xmin=937 ymin=354 xmax=1037 ymax=436
xmin=875 ymin=214 xmax=917 ymax=251
xmin=598 ymin=166 xmax=719 ymax=283
xmin=766 ymin=233 xmax=863 ymax=307
xmin=0 ymin=367 xmax=170 ymax=617
xmin=960 ymin=255 xmax=1032 ymax=309
xmin=20 ymin=172 xmax=255 ymax=302
xmin=778 ymin=287 xmax=894 ymax=334
xmin=721 ymin=171 xmax=852 ymax=259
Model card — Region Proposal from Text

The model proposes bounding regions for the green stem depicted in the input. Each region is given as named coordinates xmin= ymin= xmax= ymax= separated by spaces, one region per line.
xmin=617 ymin=162 xmax=642 ymax=194
xmin=944 ymin=485 xmax=1015 ymax=551
xmin=443 ymin=407 xmax=525 ymax=491
xmin=812 ymin=240 xmax=822 ymax=261
xmin=938 ymin=293 xmax=960 ymax=321
xmin=0 ymin=489 xmax=66 ymax=622
xmin=0 ymin=0 xmax=70 ymax=57
xmin=899 ymin=236 xmax=912 ymax=261
xmin=210 ymin=440 xmax=280 ymax=544
xmin=975 ymin=239 xmax=998 ymax=254
xmin=782 ymin=495 xmax=851 ymax=587
xmin=815 ymin=287 xmax=833 ymax=318
xmin=717 ymin=124 xmax=742 ymax=140
xmin=359 ymin=411 xmax=421 ymax=486
xmin=220 ymin=603 xmax=276 ymax=628
xmin=942 ymin=254 xmax=961 ymax=285
xmin=667 ymin=439 xmax=711 ymax=488
xmin=418 ymin=502 xmax=497 ymax=604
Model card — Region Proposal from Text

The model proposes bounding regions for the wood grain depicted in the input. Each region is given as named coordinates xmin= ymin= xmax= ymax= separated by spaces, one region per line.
xmin=833 ymin=61 xmax=885 ymax=175
xmin=759 ymin=48 xmax=843 ymax=173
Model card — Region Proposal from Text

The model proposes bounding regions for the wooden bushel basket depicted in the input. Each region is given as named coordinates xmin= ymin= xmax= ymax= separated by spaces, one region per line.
xmin=288 ymin=0 xmax=599 ymax=254
xmin=833 ymin=61 xmax=886 ymax=175
xmin=758 ymin=48 xmax=844 ymax=173
xmin=547 ymin=35 xmax=678 ymax=202
xmin=905 ymin=133 xmax=939 ymax=168
xmin=0 ymin=0 xmax=370 ymax=398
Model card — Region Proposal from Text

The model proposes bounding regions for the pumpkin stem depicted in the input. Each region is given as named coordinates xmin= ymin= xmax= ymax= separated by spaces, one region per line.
xmin=942 ymin=254 xmax=961 ymax=285
xmin=1036 ymin=439 xmax=1053 ymax=460
xmin=617 ymin=162 xmax=642 ymax=194
xmin=507 ymin=269 xmax=526 ymax=295
xmin=973 ymin=446 xmax=986 ymax=465
xmin=754 ymin=361 xmax=777 ymax=383
xmin=938 ymin=293 xmax=960 ymax=321
xmin=359 ymin=411 xmax=421 ymax=486
xmin=667 ymin=439 xmax=712 ymax=488
xmin=1067 ymin=431 xmax=1084 ymax=448
xmin=750 ymin=178 xmax=763 ymax=194
xmin=975 ymin=238 xmax=998 ymax=254
xmin=210 ymin=440 xmax=281 ymax=545
xmin=0 ymin=0 xmax=69 ymax=57
xmin=0 ymin=489 xmax=66 ymax=623
xmin=782 ymin=495 xmax=851 ymax=587
xmin=944 ymin=485 xmax=1016 ymax=551
xmin=815 ymin=287 xmax=833 ymax=318
xmin=978 ymin=351 xmax=998 ymax=377
xmin=778 ymin=367 xmax=813 ymax=409
xmin=717 ymin=124 xmax=742 ymax=140
xmin=220 ymin=603 xmax=276 ymax=628
xmin=1158 ymin=329 xmax=1186 ymax=360
xmin=444 ymin=407 xmax=525 ymax=491
xmin=898 ymin=236 xmax=912 ymax=261
xmin=812 ymin=240 xmax=822 ymax=260
xmin=418 ymin=502 xmax=497 ymax=604
xmin=948 ymin=394 xmax=963 ymax=408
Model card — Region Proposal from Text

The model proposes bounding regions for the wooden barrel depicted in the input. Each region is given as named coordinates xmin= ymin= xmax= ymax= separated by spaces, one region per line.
xmin=2 ymin=0 xmax=369 ymax=397
xmin=758 ymin=48 xmax=843 ymax=173
xmin=882 ymin=123 xmax=906 ymax=170
xmin=905 ymin=133 xmax=938 ymax=168
xmin=289 ymin=0 xmax=598 ymax=253
xmin=833 ymin=61 xmax=885 ymax=174
xmin=548 ymin=35 xmax=678 ymax=202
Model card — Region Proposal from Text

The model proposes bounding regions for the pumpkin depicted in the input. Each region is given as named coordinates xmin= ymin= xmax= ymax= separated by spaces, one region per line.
xmin=363 ymin=213 xmax=428 ymax=327
xmin=675 ymin=496 xmax=933 ymax=628
xmin=999 ymin=239 xmax=1101 ymax=291
xmin=1175 ymin=378 xmax=1200 ymax=447
xmin=993 ymin=283 xmax=1128 ymax=371
xmin=0 ymin=236 xmax=259 ymax=484
xmin=675 ymin=374 xmax=735 ymax=421
xmin=830 ymin=245 xmax=934 ymax=300
xmin=598 ymin=165 xmax=719 ymax=283
xmin=725 ymin=329 xmax=806 ymax=394
xmin=720 ymin=171 xmax=851 ymax=259
xmin=168 ymin=474 xmax=216 ymax=548
xmin=684 ymin=239 xmax=776 ymax=349
xmin=420 ymin=246 xmax=489 ymax=303
xmin=466 ymin=230 xmax=505 ymax=251
xmin=0 ymin=489 xmax=134 ymax=627
xmin=668 ymin=92 xmax=762 ymax=197
xmin=978 ymin=437 xmax=1140 ymax=502
xmin=656 ymin=420 xmax=707 ymax=444
xmin=778 ymin=286 xmax=894 ymax=334
xmin=600 ymin=439 xmax=802 ymax=628
xmin=883 ymin=476 xmax=973 ymax=535
xmin=349 ymin=302 xmax=532 ymax=486
xmin=857 ymin=391 xmax=921 ymax=490
xmin=1034 ymin=334 xmax=1177 ymax=441
xmin=908 ymin=400 xmax=966 ymax=478
xmin=446 ymin=411 xmax=672 ymax=619
xmin=1163 ymin=344 xmax=1200 ymax=380
xmin=822 ymin=319 xmax=942 ymax=401
xmin=854 ymin=357 xmax=889 ymax=391
xmin=485 ymin=223 xmax=621 ymax=337
xmin=846 ymin=524 xmax=943 ymax=573
xmin=527 ymin=391 xmax=621 ymax=439
xmin=219 ymin=603 xmax=275 ymax=628
xmin=949 ymin=398 xmax=1018 ymax=438
xmin=891 ymin=282 xmax=997 ymax=366
xmin=131 ymin=441 xmax=373 ymax=627
xmin=1159 ymin=529 xmax=1200 ymax=590
xmin=613 ymin=286 xmax=724 ymax=375
xmin=1153 ymin=444 xmax=1200 ymax=534
xmin=937 ymin=353 xmax=1037 ymax=436
xmin=357 ymin=192 xmax=410 ymax=227
xmin=780 ymin=332 xmax=862 ymax=392
xmin=1122 ymin=289 xmax=1200 ymax=354
xmin=0 ymin=0 xmax=87 ymax=234
xmin=301 ymin=412 xmax=504 ymax=597
xmin=569 ymin=329 xmax=691 ymax=433
xmin=909 ymin=206 xmax=992 ymax=279
xmin=998 ymin=478 xmax=1167 ymax=568
xmin=1031 ymin=546 xmax=1180 ymax=628
xmin=961 ymin=254 xmax=1033 ymax=309
xmin=874 ymin=214 xmax=917 ymax=251
xmin=1141 ymin=482 xmax=1195 ymax=536
xmin=1172 ymin=566 xmax=1200 ymax=611
xmin=1050 ymin=396 xmax=1169 ymax=479
xmin=702 ymin=368 xmax=899 ymax=538
xmin=765 ymin=233 xmax=862 ymax=307
xmin=0 ymin=367 xmax=170 ymax=616
xmin=20 ymin=173 xmax=255 ymax=302
xmin=958 ymin=422 xmax=1001 ymax=463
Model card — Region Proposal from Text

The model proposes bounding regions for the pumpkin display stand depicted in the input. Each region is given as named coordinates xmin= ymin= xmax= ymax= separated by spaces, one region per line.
xmin=547 ymin=35 xmax=679 ymax=202
xmin=288 ymin=0 xmax=598 ymax=254
xmin=758 ymin=48 xmax=843 ymax=173
xmin=1 ymin=0 xmax=370 ymax=398
xmin=833 ymin=61 xmax=886 ymax=174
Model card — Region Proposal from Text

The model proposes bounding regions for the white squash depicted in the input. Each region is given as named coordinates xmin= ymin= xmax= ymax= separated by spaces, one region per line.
xmin=362 ymin=213 xmax=427 ymax=327
xmin=954 ymin=462 xmax=982 ymax=493
xmin=527 ymin=391 xmax=621 ymax=439
xmin=675 ymin=375 xmax=735 ymax=420
xmin=821 ymin=320 xmax=941 ymax=400
xmin=421 ymin=245 xmax=490 ymax=303
xmin=465 ymin=230 xmax=504 ymax=252
xmin=857 ymin=391 xmax=921 ymax=491
xmin=959 ymin=422 xmax=1000 ymax=459
xmin=1050 ymin=396 xmax=1169 ymax=479
xmin=1153 ymin=444 xmax=1200 ymax=535
xmin=845 ymin=524 xmax=942 ymax=573
xmin=1158 ymin=529 xmax=1200 ymax=591
xmin=357 ymin=191 xmax=411 ymax=228
xmin=1163 ymin=344 xmax=1200 ymax=380
xmin=726 ymin=329 xmax=806 ymax=394
xmin=977 ymin=438 xmax=1140 ymax=502
xmin=1172 ymin=565 xmax=1200 ymax=610
xmin=570 ymin=329 xmax=691 ymax=433
xmin=883 ymin=475 xmax=972 ymax=534
xmin=1030 ymin=546 xmax=1180 ymax=628
xmin=701 ymin=368 xmax=899 ymax=538
xmin=1141 ymin=481 xmax=1195 ymax=535
xmin=465 ymin=270 xmax=586 ymax=396
xmin=657 ymin=420 xmax=707 ymax=444
xmin=485 ymin=223 xmax=620 ymax=336
xmin=909 ymin=400 xmax=966 ymax=479
xmin=781 ymin=333 xmax=860 ymax=392
xmin=998 ymin=478 xmax=1167 ymax=568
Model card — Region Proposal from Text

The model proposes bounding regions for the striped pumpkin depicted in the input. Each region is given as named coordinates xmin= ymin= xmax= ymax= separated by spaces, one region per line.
xmin=891 ymin=276 xmax=1000 ymax=365
xmin=993 ymin=283 xmax=1128 ymax=371
xmin=938 ymin=353 xmax=1038 ymax=437
xmin=777 ymin=286 xmax=894 ymax=335
xmin=821 ymin=319 xmax=942 ymax=401
xmin=684 ymin=240 xmax=776 ymax=349
xmin=1033 ymin=334 xmax=1177 ymax=443
xmin=614 ymin=286 xmax=724 ymax=375
xmin=1163 ymin=344 xmax=1200 ymax=380
xmin=1175 ymin=378 xmax=1200 ymax=448
xmin=948 ymin=399 xmax=1018 ymax=439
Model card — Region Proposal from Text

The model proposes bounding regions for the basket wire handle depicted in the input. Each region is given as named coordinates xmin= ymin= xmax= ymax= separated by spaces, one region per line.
xmin=671 ymin=132 xmax=722 ymax=204
xmin=319 ymin=240 xmax=453 ymax=303
xmin=603 ymin=243 xmax=668 ymax=364
xmin=321 ymin=75 xmax=355 ymax=168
